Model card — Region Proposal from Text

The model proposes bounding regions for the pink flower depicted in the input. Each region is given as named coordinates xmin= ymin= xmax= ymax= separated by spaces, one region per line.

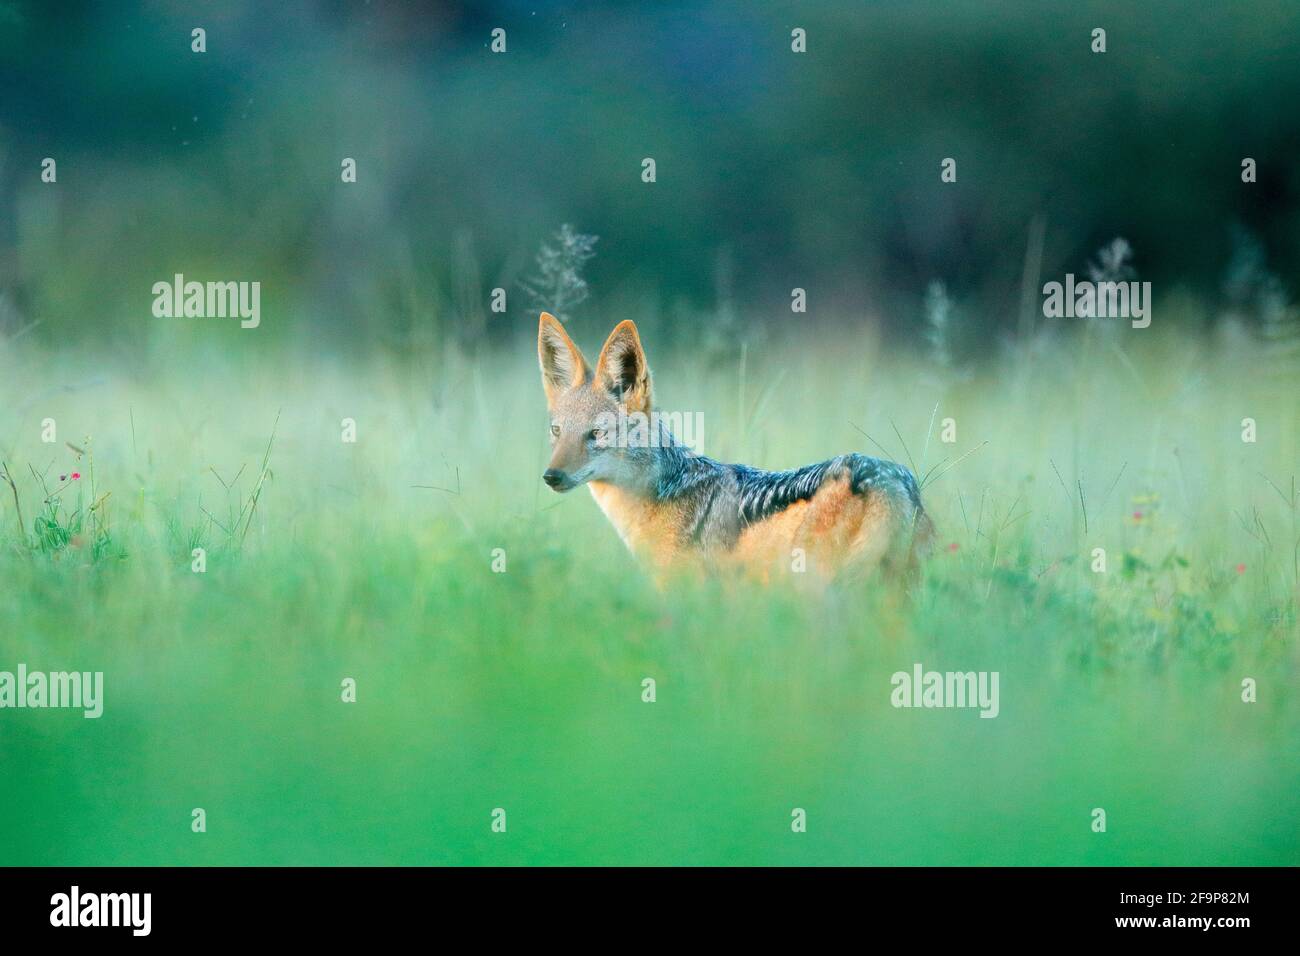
xmin=1235 ymin=563 xmax=1246 ymax=574
xmin=947 ymin=542 xmax=959 ymax=552
xmin=71 ymin=472 xmax=80 ymax=480
xmin=1133 ymin=510 xmax=1143 ymax=521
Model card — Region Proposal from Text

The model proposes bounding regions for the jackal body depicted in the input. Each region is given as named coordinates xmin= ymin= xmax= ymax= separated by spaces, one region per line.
xmin=538 ymin=312 xmax=933 ymax=581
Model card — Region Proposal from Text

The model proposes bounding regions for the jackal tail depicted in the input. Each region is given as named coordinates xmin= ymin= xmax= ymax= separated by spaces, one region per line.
xmin=912 ymin=508 xmax=936 ymax=559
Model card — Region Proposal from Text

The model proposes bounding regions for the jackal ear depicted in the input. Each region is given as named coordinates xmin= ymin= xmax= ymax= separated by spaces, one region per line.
xmin=595 ymin=320 xmax=652 ymax=413
xmin=538 ymin=312 xmax=590 ymax=402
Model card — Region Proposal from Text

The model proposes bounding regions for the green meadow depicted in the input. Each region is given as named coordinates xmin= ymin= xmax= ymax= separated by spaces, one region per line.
xmin=1 ymin=318 xmax=1296 ymax=866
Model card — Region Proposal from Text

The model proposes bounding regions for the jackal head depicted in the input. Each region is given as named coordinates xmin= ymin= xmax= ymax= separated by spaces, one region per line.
xmin=538 ymin=311 xmax=654 ymax=493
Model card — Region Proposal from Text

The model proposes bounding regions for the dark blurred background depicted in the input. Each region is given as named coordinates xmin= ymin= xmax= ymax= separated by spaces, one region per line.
xmin=1 ymin=0 xmax=1298 ymax=358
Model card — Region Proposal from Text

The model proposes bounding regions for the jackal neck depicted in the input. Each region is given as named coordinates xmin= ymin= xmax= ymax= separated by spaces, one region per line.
xmin=587 ymin=479 xmax=685 ymax=567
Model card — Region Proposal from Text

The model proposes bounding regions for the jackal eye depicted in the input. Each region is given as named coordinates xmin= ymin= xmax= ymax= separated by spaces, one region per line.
xmin=590 ymin=427 xmax=607 ymax=444
xmin=550 ymin=424 xmax=561 ymax=437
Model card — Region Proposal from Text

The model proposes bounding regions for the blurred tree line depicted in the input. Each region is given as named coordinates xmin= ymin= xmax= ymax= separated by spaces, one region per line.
xmin=1 ymin=0 xmax=1298 ymax=358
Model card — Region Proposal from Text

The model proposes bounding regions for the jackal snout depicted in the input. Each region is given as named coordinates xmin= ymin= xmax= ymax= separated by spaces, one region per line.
xmin=541 ymin=467 xmax=570 ymax=490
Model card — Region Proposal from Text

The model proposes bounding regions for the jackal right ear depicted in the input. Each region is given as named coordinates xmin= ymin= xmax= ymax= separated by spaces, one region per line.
xmin=538 ymin=312 xmax=590 ymax=402
xmin=594 ymin=319 xmax=652 ymax=414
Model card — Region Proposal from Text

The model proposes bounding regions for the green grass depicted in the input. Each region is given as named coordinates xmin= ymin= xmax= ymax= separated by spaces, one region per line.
xmin=0 ymin=323 xmax=1297 ymax=865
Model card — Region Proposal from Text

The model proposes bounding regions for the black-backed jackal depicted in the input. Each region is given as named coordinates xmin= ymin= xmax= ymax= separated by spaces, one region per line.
xmin=538 ymin=312 xmax=934 ymax=583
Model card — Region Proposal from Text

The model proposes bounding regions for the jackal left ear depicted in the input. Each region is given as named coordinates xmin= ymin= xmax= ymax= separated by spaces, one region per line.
xmin=538 ymin=311 xmax=591 ymax=402
xmin=595 ymin=320 xmax=652 ymax=412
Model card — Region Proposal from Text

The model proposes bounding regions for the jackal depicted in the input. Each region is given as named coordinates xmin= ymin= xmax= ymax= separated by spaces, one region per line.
xmin=538 ymin=312 xmax=934 ymax=582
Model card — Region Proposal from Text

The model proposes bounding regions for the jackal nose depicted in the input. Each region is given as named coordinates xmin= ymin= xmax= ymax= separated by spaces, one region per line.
xmin=542 ymin=468 xmax=566 ymax=488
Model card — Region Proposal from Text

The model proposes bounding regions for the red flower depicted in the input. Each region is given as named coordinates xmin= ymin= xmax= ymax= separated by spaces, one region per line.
xmin=71 ymin=472 xmax=81 ymax=480
xmin=1235 ymin=563 xmax=1246 ymax=574
xmin=1132 ymin=510 xmax=1143 ymax=521
xmin=947 ymin=542 xmax=959 ymax=552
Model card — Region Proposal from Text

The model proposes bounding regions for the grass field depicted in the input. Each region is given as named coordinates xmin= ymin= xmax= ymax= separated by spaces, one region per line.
xmin=1 ymin=319 xmax=1297 ymax=865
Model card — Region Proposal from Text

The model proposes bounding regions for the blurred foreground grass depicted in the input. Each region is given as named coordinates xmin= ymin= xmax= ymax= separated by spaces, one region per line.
xmin=0 ymin=321 xmax=1296 ymax=864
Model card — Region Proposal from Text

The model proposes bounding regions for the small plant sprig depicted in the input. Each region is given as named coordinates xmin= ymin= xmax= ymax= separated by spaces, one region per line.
xmin=1087 ymin=237 xmax=1137 ymax=284
xmin=199 ymin=412 xmax=279 ymax=549
xmin=1 ymin=460 xmax=25 ymax=540
xmin=520 ymin=223 xmax=599 ymax=324
xmin=25 ymin=439 xmax=118 ymax=560
xmin=924 ymin=280 xmax=955 ymax=368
